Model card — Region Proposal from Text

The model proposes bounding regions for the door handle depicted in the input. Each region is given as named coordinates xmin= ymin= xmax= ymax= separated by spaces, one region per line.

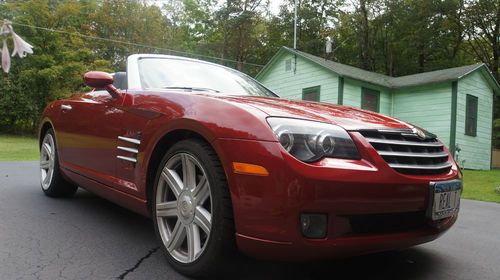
xmin=61 ymin=104 xmax=72 ymax=111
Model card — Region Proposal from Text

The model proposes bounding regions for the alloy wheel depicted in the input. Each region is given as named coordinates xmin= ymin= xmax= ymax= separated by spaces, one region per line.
xmin=40 ymin=133 xmax=55 ymax=190
xmin=155 ymin=152 xmax=212 ymax=263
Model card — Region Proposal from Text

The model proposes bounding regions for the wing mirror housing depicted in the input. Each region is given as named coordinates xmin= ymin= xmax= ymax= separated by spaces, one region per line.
xmin=83 ymin=71 xmax=121 ymax=98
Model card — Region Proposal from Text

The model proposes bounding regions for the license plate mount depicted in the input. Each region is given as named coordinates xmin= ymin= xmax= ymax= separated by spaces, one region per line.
xmin=427 ymin=180 xmax=462 ymax=221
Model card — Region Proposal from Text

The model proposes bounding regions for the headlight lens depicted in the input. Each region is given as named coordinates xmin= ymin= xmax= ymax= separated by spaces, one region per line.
xmin=267 ymin=117 xmax=360 ymax=162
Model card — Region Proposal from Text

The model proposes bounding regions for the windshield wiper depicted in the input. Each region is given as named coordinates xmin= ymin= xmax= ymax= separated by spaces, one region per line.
xmin=161 ymin=86 xmax=220 ymax=93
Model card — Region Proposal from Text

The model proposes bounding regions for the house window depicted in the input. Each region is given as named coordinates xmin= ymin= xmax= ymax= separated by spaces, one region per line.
xmin=302 ymin=86 xmax=320 ymax=101
xmin=465 ymin=94 xmax=478 ymax=136
xmin=361 ymin=88 xmax=380 ymax=112
xmin=285 ymin=59 xmax=292 ymax=72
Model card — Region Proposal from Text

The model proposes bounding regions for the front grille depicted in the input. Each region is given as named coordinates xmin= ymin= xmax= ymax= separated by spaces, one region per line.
xmin=348 ymin=211 xmax=427 ymax=234
xmin=359 ymin=129 xmax=452 ymax=175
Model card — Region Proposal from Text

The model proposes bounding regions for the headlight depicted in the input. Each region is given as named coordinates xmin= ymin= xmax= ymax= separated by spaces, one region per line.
xmin=267 ymin=117 xmax=360 ymax=162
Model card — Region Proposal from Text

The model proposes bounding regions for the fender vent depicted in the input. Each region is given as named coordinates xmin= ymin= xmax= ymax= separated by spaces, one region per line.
xmin=117 ymin=136 xmax=140 ymax=163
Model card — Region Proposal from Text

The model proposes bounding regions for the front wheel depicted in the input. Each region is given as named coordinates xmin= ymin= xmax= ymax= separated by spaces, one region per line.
xmin=40 ymin=128 xmax=78 ymax=197
xmin=152 ymin=139 xmax=236 ymax=277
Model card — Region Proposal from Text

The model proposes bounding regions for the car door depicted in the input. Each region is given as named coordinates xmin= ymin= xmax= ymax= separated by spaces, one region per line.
xmin=56 ymin=90 xmax=121 ymax=182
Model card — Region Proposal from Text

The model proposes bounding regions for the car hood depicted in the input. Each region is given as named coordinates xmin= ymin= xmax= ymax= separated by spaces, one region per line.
xmin=216 ymin=95 xmax=413 ymax=131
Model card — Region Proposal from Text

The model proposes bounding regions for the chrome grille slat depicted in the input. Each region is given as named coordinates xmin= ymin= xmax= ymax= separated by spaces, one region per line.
xmin=378 ymin=151 xmax=449 ymax=158
xmin=359 ymin=129 xmax=452 ymax=175
xmin=364 ymin=138 xmax=443 ymax=147
xmin=388 ymin=162 xmax=452 ymax=170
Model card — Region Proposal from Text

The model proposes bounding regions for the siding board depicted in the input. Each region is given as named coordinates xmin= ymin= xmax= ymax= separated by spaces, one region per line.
xmin=258 ymin=53 xmax=339 ymax=103
xmin=455 ymin=72 xmax=493 ymax=169
xmin=393 ymin=83 xmax=452 ymax=147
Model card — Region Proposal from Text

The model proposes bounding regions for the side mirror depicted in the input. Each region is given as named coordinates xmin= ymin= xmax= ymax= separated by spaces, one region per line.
xmin=83 ymin=71 xmax=121 ymax=98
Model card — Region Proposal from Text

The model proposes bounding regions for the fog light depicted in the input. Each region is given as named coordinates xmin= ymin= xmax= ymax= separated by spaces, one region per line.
xmin=300 ymin=213 xmax=327 ymax=239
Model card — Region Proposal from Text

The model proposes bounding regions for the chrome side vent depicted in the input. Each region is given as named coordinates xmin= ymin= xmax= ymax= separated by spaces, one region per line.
xmin=359 ymin=129 xmax=452 ymax=176
xmin=118 ymin=136 xmax=141 ymax=145
xmin=117 ymin=136 xmax=141 ymax=164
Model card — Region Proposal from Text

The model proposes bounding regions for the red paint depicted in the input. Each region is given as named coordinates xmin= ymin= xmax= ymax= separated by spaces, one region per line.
xmin=83 ymin=71 xmax=121 ymax=98
xmin=83 ymin=71 xmax=113 ymax=88
xmin=39 ymin=84 xmax=460 ymax=259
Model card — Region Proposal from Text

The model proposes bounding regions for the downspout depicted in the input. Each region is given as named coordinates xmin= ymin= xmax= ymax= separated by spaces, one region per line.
xmin=391 ymin=90 xmax=394 ymax=116
xmin=450 ymin=81 xmax=458 ymax=157
xmin=338 ymin=76 xmax=344 ymax=105
xmin=491 ymin=89 xmax=495 ymax=170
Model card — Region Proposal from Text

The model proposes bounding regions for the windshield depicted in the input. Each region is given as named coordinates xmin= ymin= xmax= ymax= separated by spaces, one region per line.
xmin=138 ymin=58 xmax=277 ymax=97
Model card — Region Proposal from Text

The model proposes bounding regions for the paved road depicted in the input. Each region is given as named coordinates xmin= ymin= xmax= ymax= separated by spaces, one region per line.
xmin=1 ymin=161 xmax=499 ymax=280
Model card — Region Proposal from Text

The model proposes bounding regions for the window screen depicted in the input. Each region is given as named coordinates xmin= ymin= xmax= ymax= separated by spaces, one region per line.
xmin=465 ymin=94 xmax=478 ymax=136
xmin=302 ymin=86 xmax=320 ymax=101
xmin=361 ymin=88 xmax=380 ymax=112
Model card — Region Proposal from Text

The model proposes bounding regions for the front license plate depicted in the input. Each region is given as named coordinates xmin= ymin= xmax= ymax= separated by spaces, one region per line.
xmin=429 ymin=180 xmax=462 ymax=221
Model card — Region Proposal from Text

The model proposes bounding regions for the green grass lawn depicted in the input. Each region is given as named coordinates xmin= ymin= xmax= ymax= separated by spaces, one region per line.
xmin=0 ymin=134 xmax=39 ymax=161
xmin=462 ymin=169 xmax=500 ymax=203
xmin=1 ymin=134 xmax=499 ymax=203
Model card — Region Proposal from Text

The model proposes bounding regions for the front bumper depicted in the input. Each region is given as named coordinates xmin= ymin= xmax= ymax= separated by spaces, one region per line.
xmin=213 ymin=133 xmax=460 ymax=260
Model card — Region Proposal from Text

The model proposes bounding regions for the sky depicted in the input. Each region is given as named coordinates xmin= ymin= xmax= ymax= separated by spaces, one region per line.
xmin=269 ymin=0 xmax=284 ymax=15
xmin=145 ymin=0 xmax=285 ymax=15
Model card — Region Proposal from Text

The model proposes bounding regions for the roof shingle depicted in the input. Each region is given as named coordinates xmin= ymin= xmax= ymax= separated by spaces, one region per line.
xmin=278 ymin=47 xmax=497 ymax=90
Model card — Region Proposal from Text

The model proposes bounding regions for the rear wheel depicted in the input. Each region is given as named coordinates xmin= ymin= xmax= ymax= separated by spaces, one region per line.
xmin=152 ymin=139 xmax=236 ymax=277
xmin=40 ymin=129 xmax=78 ymax=197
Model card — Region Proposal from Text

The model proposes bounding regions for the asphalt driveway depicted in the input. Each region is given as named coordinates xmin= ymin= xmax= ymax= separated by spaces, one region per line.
xmin=1 ymin=161 xmax=499 ymax=279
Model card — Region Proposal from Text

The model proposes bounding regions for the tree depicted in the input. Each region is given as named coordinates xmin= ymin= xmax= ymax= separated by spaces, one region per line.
xmin=465 ymin=0 xmax=500 ymax=80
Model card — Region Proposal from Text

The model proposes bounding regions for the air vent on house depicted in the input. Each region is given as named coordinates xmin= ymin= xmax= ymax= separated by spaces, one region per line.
xmin=285 ymin=58 xmax=292 ymax=72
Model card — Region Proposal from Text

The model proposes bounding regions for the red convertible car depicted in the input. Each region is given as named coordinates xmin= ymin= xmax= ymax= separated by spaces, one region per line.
xmin=39 ymin=54 xmax=462 ymax=277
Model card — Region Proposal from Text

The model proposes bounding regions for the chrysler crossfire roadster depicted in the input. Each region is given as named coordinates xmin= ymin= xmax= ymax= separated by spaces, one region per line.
xmin=38 ymin=54 xmax=462 ymax=277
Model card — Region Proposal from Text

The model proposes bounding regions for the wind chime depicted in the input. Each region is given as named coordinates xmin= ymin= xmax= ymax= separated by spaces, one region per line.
xmin=0 ymin=19 xmax=34 ymax=73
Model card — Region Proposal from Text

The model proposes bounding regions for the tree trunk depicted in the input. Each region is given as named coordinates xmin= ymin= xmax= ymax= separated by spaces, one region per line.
xmin=236 ymin=0 xmax=249 ymax=71
xmin=491 ymin=2 xmax=500 ymax=81
xmin=359 ymin=0 xmax=372 ymax=70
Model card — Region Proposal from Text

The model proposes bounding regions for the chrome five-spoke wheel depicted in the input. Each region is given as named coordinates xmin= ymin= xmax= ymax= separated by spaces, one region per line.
xmin=156 ymin=152 xmax=212 ymax=263
xmin=40 ymin=133 xmax=55 ymax=190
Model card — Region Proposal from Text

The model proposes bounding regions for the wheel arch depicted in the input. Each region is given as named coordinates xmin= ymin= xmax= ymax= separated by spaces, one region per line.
xmin=39 ymin=119 xmax=55 ymax=149
xmin=145 ymin=129 xmax=230 ymax=212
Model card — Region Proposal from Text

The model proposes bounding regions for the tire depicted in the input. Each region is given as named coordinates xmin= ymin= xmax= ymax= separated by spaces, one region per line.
xmin=40 ymin=128 xmax=78 ymax=197
xmin=152 ymin=139 xmax=236 ymax=277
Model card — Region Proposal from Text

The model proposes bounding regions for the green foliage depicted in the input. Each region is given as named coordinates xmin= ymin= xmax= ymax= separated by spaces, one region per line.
xmin=0 ymin=0 xmax=499 ymax=148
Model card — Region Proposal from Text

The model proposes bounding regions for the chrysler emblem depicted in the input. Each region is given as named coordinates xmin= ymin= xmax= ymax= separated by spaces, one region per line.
xmin=413 ymin=128 xmax=426 ymax=140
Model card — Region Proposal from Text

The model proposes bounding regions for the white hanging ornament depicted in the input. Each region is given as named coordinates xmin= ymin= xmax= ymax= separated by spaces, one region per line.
xmin=2 ymin=39 xmax=10 ymax=73
xmin=1 ymin=19 xmax=34 ymax=73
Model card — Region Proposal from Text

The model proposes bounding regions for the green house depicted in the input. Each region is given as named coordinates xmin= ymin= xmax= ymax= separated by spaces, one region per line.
xmin=256 ymin=47 xmax=500 ymax=170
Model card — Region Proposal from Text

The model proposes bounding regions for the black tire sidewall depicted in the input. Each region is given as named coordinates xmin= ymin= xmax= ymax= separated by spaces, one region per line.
xmin=152 ymin=139 xmax=233 ymax=277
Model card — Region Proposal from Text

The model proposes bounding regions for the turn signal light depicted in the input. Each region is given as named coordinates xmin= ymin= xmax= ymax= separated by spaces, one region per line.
xmin=232 ymin=162 xmax=269 ymax=176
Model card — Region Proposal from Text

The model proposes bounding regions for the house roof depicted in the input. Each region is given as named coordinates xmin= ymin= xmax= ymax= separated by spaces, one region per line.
xmin=256 ymin=46 xmax=500 ymax=93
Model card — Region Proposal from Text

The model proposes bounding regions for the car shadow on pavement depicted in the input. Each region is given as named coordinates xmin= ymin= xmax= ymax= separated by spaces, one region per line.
xmin=68 ymin=190 xmax=444 ymax=280
xmin=233 ymin=248 xmax=443 ymax=280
